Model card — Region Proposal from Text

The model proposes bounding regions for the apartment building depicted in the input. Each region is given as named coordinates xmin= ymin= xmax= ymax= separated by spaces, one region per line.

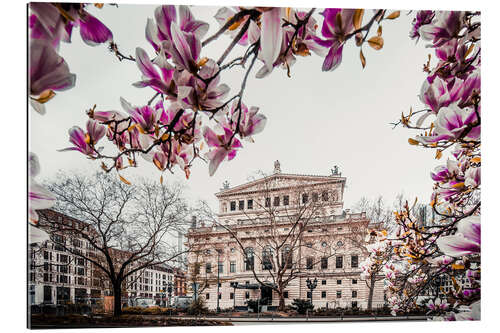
xmin=28 ymin=209 xmax=186 ymax=306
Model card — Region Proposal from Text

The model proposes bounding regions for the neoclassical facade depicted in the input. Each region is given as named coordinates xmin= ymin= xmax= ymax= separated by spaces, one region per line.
xmin=186 ymin=162 xmax=386 ymax=310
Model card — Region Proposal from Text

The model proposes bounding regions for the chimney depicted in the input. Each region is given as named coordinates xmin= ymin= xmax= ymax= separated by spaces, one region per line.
xmin=191 ymin=216 xmax=197 ymax=229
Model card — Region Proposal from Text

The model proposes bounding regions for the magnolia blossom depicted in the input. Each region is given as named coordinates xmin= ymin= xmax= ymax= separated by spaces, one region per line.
xmin=133 ymin=47 xmax=175 ymax=96
xmin=146 ymin=5 xmax=208 ymax=52
xmin=60 ymin=119 xmax=106 ymax=156
xmin=29 ymin=3 xmax=113 ymax=47
xmin=203 ymin=126 xmax=242 ymax=176
xmin=427 ymin=298 xmax=449 ymax=311
xmin=29 ymin=39 xmax=76 ymax=114
xmin=419 ymin=11 xmax=465 ymax=47
xmin=28 ymin=152 xmax=56 ymax=223
xmin=437 ymin=216 xmax=480 ymax=257
xmin=409 ymin=10 xmax=434 ymax=39
xmin=314 ymin=8 xmax=355 ymax=71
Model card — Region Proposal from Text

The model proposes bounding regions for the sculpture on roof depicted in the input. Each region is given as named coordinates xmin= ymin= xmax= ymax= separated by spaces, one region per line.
xmin=274 ymin=160 xmax=281 ymax=174
xmin=222 ymin=180 xmax=230 ymax=189
xmin=331 ymin=165 xmax=339 ymax=175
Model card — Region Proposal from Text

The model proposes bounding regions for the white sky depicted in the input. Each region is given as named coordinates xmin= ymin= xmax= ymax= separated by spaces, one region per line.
xmin=30 ymin=2 xmax=448 ymax=214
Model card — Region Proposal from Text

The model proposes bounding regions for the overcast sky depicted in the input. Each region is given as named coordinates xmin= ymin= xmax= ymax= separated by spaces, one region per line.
xmin=30 ymin=2 xmax=443 ymax=214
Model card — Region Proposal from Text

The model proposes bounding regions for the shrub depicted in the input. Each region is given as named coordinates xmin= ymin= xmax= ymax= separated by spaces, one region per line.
xmin=291 ymin=299 xmax=314 ymax=315
xmin=186 ymin=298 xmax=209 ymax=316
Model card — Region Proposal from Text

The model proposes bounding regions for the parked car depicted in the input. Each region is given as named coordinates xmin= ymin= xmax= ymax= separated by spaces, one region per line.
xmin=133 ymin=298 xmax=157 ymax=308
xmin=172 ymin=296 xmax=192 ymax=309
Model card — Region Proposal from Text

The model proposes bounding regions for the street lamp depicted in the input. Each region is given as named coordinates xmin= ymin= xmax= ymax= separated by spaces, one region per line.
xmin=306 ymin=278 xmax=318 ymax=305
xmin=216 ymin=249 xmax=222 ymax=313
xmin=167 ymin=282 xmax=173 ymax=307
xmin=230 ymin=282 xmax=239 ymax=310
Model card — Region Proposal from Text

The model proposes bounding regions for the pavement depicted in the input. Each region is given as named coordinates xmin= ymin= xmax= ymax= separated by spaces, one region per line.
xmin=175 ymin=315 xmax=428 ymax=325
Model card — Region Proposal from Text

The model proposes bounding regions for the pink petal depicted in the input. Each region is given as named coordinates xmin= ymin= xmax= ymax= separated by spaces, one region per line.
xmin=260 ymin=8 xmax=283 ymax=71
xmin=78 ymin=11 xmax=113 ymax=46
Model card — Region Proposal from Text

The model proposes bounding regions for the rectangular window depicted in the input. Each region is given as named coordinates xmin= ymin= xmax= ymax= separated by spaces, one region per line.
xmin=230 ymin=261 xmax=236 ymax=273
xmin=206 ymin=293 xmax=210 ymax=300
xmin=284 ymin=291 xmax=288 ymax=299
xmin=321 ymin=291 xmax=327 ymax=298
xmin=230 ymin=293 xmax=234 ymax=300
xmin=273 ymin=196 xmax=280 ymax=206
xmin=59 ymin=254 xmax=68 ymax=263
xmin=265 ymin=197 xmax=271 ymax=207
xmin=321 ymin=257 xmax=328 ymax=269
xmin=245 ymin=291 xmax=250 ymax=299
xmin=230 ymin=201 xmax=236 ymax=211
xmin=43 ymin=286 xmax=52 ymax=303
xmin=302 ymin=193 xmax=308 ymax=204
xmin=352 ymin=279 xmax=357 ymax=284
xmin=247 ymin=199 xmax=253 ymax=210
xmin=352 ymin=290 xmax=357 ymax=298
xmin=239 ymin=200 xmax=244 ymax=210
xmin=44 ymin=251 xmax=49 ymax=260
xmin=336 ymin=290 xmax=342 ymax=298
xmin=351 ymin=255 xmax=359 ymax=268
xmin=322 ymin=280 xmax=327 ymax=285
xmin=59 ymin=265 xmax=68 ymax=273
xmin=206 ymin=263 xmax=212 ymax=273
xmin=336 ymin=256 xmax=343 ymax=269
xmin=322 ymin=191 xmax=329 ymax=201
xmin=337 ymin=279 xmax=342 ymax=285
xmin=218 ymin=293 xmax=222 ymax=299
xmin=352 ymin=301 xmax=358 ymax=308
xmin=77 ymin=258 xmax=85 ymax=266
xmin=218 ymin=262 xmax=223 ymax=273
xmin=283 ymin=195 xmax=289 ymax=206
xmin=306 ymin=257 xmax=313 ymax=270
xmin=312 ymin=192 xmax=318 ymax=202
xmin=77 ymin=267 xmax=85 ymax=276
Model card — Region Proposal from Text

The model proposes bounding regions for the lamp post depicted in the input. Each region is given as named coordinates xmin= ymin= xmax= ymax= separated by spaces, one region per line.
xmin=230 ymin=282 xmax=239 ymax=310
xmin=167 ymin=282 xmax=173 ymax=307
xmin=216 ymin=249 xmax=221 ymax=313
xmin=306 ymin=278 xmax=318 ymax=305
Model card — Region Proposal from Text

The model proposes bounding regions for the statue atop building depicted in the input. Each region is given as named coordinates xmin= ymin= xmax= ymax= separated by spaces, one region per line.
xmin=331 ymin=165 xmax=339 ymax=176
xmin=273 ymin=160 xmax=282 ymax=174
xmin=222 ymin=180 xmax=230 ymax=189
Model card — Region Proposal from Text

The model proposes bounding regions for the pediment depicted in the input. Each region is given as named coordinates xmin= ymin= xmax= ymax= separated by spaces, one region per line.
xmin=215 ymin=173 xmax=345 ymax=198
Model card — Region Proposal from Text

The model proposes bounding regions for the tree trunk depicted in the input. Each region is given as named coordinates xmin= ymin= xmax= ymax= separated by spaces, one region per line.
xmin=367 ymin=275 xmax=376 ymax=311
xmin=113 ymin=283 xmax=123 ymax=317
xmin=278 ymin=296 xmax=285 ymax=311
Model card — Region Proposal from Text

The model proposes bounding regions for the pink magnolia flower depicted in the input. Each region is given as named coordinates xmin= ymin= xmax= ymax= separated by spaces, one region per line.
xmin=419 ymin=11 xmax=465 ymax=47
xmin=214 ymin=7 xmax=254 ymax=46
xmin=29 ymin=39 xmax=76 ymax=114
xmin=120 ymin=97 xmax=163 ymax=134
xmin=60 ymin=119 xmax=105 ymax=156
xmin=29 ymin=3 xmax=113 ymax=47
xmin=133 ymin=47 xmax=175 ymax=96
xmin=427 ymin=298 xmax=450 ymax=311
xmin=223 ymin=101 xmax=268 ymax=139
xmin=28 ymin=152 xmax=56 ymax=223
xmin=419 ymin=77 xmax=462 ymax=114
xmin=314 ymin=8 xmax=356 ymax=71
xmin=146 ymin=5 xmax=208 ymax=52
xmin=173 ymin=61 xmax=230 ymax=111
xmin=203 ymin=126 xmax=242 ymax=176
xmin=436 ymin=216 xmax=480 ymax=257
xmin=409 ymin=10 xmax=434 ymax=40
xmin=464 ymin=167 xmax=480 ymax=188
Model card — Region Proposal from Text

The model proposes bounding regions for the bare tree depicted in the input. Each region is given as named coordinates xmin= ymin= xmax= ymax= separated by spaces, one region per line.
xmin=40 ymin=171 xmax=190 ymax=316
xmin=197 ymin=171 xmax=344 ymax=311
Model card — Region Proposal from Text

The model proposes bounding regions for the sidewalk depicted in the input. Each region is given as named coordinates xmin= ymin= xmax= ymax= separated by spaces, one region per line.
xmin=174 ymin=315 xmax=428 ymax=323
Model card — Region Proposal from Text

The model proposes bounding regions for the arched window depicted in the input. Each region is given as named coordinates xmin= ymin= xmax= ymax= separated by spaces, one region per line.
xmin=244 ymin=247 xmax=254 ymax=271
xmin=281 ymin=245 xmax=293 ymax=269
xmin=262 ymin=247 xmax=273 ymax=270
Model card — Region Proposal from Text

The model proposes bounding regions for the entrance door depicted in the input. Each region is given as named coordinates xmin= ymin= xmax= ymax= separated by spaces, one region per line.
xmin=261 ymin=286 xmax=272 ymax=305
